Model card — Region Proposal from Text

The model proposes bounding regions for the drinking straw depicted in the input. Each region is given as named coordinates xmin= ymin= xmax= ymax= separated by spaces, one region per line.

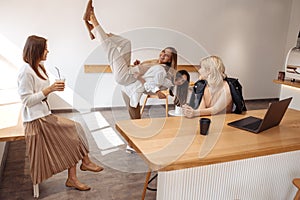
xmin=55 ymin=67 xmax=61 ymax=79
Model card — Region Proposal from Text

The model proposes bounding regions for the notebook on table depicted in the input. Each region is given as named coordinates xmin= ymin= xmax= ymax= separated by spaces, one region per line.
xmin=227 ymin=97 xmax=292 ymax=133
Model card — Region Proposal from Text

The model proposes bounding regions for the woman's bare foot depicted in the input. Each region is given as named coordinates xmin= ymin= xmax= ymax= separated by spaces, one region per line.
xmin=84 ymin=21 xmax=95 ymax=40
xmin=83 ymin=0 xmax=95 ymax=39
xmin=90 ymin=12 xmax=100 ymax=27
xmin=83 ymin=0 xmax=94 ymax=21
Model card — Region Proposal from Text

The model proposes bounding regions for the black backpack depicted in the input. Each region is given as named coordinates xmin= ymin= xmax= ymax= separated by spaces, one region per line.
xmin=225 ymin=77 xmax=247 ymax=114
xmin=189 ymin=78 xmax=247 ymax=114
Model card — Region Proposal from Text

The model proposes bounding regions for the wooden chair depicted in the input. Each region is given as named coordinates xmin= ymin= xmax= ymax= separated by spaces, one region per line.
xmin=140 ymin=90 xmax=169 ymax=117
xmin=293 ymin=178 xmax=300 ymax=200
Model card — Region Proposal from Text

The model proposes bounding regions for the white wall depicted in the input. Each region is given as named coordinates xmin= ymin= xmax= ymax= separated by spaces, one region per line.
xmin=280 ymin=0 xmax=300 ymax=110
xmin=0 ymin=0 xmax=296 ymax=109
xmin=284 ymin=0 xmax=300 ymax=81
xmin=285 ymin=0 xmax=300 ymax=53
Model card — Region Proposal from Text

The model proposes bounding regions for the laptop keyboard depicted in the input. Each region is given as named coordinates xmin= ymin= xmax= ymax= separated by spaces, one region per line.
xmin=244 ymin=120 xmax=261 ymax=130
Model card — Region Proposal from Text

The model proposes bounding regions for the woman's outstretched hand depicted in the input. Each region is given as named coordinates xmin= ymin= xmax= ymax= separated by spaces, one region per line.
xmin=182 ymin=104 xmax=194 ymax=118
xmin=133 ymin=59 xmax=141 ymax=65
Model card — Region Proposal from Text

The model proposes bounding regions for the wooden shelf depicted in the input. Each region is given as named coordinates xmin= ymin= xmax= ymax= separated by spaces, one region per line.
xmin=273 ymin=79 xmax=300 ymax=89
xmin=84 ymin=64 xmax=199 ymax=73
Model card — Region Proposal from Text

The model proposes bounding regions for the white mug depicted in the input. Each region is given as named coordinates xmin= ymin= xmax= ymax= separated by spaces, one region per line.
xmin=175 ymin=105 xmax=182 ymax=115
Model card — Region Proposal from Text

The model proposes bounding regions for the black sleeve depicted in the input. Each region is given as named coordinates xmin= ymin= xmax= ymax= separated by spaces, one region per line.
xmin=188 ymin=80 xmax=207 ymax=109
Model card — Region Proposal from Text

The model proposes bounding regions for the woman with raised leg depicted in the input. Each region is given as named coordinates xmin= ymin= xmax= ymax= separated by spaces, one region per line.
xmin=83 ymin=0 xmax=178 ymax=119
xmin=83 ymin=2 xmax=177 ymax=85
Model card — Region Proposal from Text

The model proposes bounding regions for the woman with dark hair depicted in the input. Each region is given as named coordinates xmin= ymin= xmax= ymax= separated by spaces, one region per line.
xmin=169 ymin=70 xmax=191 ymax=107
xmin=83 ymin=0 xmax=178 ymax=119
xmin=18 ymin=35 xmax=103 ymax=191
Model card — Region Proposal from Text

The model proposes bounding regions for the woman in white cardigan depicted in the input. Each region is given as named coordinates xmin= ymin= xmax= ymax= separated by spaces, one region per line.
xmin=18 ymin=35 xmax=103 ymax=191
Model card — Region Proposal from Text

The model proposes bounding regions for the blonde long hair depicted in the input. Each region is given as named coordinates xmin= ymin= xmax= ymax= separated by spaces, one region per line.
xmin=200 ymin=55 xmax=227 ymax=89
xmin=164 ymin=47 xmax=177 ymax=70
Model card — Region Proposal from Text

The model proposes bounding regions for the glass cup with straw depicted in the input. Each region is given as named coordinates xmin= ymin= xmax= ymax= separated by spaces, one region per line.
xmin=55 ymin=67 xmax=65 ymax=83
xmin=55 ymin=67 xmax=65 ymax=91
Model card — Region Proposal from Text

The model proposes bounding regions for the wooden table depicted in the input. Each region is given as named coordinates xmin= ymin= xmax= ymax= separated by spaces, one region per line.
xmin=116 ymin=109 xmax=300 ymax=200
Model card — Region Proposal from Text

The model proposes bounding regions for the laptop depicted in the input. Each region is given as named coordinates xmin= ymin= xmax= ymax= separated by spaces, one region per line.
xmin=227 ymin=97 xmax=292 ymax=133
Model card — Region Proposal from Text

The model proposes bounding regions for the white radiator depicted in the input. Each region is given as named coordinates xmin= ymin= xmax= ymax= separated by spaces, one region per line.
xmin=157 ymin=150 xmax=300 ymax=200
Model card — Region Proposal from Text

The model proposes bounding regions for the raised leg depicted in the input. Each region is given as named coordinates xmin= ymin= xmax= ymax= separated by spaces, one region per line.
xmin=122 ymin=91 xmax=141 ymax=119
xmin=106 ymin=33 xmax=132 ymax=66
xmin=89 ymin=11 xmax=137 ymax=85
xmin=83 ymin=0 xmax=95 ymax=39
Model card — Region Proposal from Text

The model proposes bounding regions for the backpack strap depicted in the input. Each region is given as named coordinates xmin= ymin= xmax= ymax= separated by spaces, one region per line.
xmin=225 ymin=77 xmax=247 ymax=114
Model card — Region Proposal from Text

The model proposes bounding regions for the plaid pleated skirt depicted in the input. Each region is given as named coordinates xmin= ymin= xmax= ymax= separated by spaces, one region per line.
xmin=24 ymin=114 xmax=89 ymax=184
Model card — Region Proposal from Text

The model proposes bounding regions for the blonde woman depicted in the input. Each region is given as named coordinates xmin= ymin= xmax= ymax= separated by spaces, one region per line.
xmin=83 ymin=0 xmax=177 ymax=86
xmin=83 ymin=0 xmax=178 ymax=119
xmin=182 ymin=56 xmax=233 ymax=118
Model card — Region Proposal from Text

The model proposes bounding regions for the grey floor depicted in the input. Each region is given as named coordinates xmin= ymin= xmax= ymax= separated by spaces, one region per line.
xmin=0 ymin=99 xmax=277 ymax=200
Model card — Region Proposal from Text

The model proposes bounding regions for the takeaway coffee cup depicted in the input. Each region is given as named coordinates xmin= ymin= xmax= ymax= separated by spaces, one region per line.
xmin=200 ymin=118 xmax=211 ymax=135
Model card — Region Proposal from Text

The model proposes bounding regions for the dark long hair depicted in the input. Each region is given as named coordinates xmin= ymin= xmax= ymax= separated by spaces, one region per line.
xmin=23 ymin=35 xmax=48 ymax=80
xmin=174 ymin=70 xmax=190 ymax=106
